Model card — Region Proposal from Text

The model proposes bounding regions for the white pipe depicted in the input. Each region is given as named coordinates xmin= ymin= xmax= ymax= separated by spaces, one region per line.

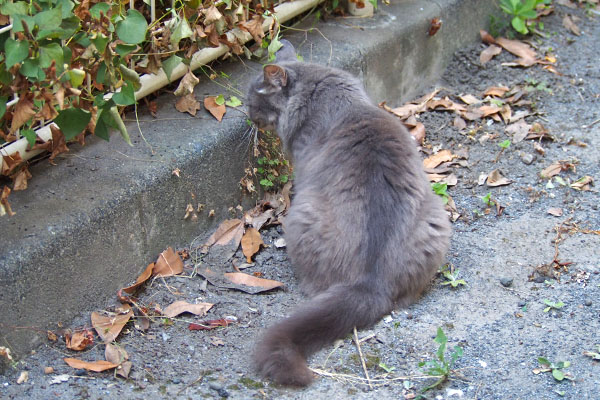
xmin=0 ymin=0 xmax=323 ymax=170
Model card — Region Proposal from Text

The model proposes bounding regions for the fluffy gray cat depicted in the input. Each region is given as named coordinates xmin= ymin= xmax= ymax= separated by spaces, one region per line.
xmin=246 ymin=40 xmax=451 ymax=386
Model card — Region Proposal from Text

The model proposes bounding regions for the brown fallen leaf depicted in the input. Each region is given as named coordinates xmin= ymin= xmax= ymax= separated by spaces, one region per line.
xmin=526 ymin=122 xmax=554 ymax=141
xmin=540 ymin=162 xmax=563 ymax=178
xmin=189 ymin=317 xmax=236 ymax=330
xmin=562 ymin=15 xmax=581 ymax=36
xmin=105 ymin=343 xmax=128 ymax=365
xmin=505 ymin=120 xmax=531 ymax=143
xmin=423 ymin=150 xmax=457 ymax=169
xmin=547 ymin=208 xmax=563 ymax=217
xmin=224 ymin=272 xmax=284 ymax=291
xmin=16 ymin=371 xmax=28 ymax=384
xmin=210 ymin=336 xmax=225 ymax=346
xmin=64 ymin=358 xmax=119 ymax=372
xmin=174 ymin=70 xmax=199 ymax=97
xmin=238 ymin=14 xmax=265 ymax=43
xmin=12 ymin=166 xmax=32 ymax=191
xmin=409 ymin=122 xmax=426 ymax=144
xmin=204 ymin=96 xmax=226 ymax=121
xmin=163 ymin=300 xmax=213 ymax=318
xmin=10 ymin=95 xmax=36 ymax=134
xmin=496 ymin=37 xmax=538 ymax=67
xmin=480 ymin=44 xmax=502 ymax=64
xmin=1 ymin=185 xmax=15 ymax=216
xmin=428 ymin=17 xmax=442 ymax=36
xmin=458 ymin=94 xmax=481 ymax=105
xmin=122 ymin=262 xmax=155 ymax=294
xmin=65 ymin=330 xmax=94 ymax=351
xmin=204 ymin=219 xmax=245 ymax=249
xmin=453 ymin=116 xmax=467 ymax=130
xmin=241 ymin=227 xmax=264 ymax=263
xmin=480 ymin=30 xmax=496 ymax=45
xmin=486 ymin=169 xmax=512 ymax=187
xmin=2 ymin=152 xmax=23 ymax=176
xmin=483 ymin=86 xmax=510 ymax=98
xmin=91 ymin=304 xmax=133 ymax=343
xmin=478 ymin=104 xmax=502 ymax=118
xmin=570 ymin=176 xmax=593 ymax=191
xmin=154 ymin=247 xmax=184 ymax=277
xmin=384 ymin=89 xmax=441 ymax=120
xmin=176 ymin=94 xmax=201 ymax=116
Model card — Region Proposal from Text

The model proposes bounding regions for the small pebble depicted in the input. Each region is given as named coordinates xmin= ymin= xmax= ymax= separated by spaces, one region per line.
xmin=533 ymin=276 xmax=546 ymax=283
xmin=209 ymin=382 xmax=223 ymax=391
xmin=217 ymin=388 xmax=230 ymax=398
xmin=44 ymin=367 xmax=54 ymax=375
xmin=520 ymin=153 xmax=536 ymax=165
xmin=500 ymin=277 xmax=513 ymax=287
xmin=584 ymin=300 xmax=592 ymax=307
xmin=518 ymin=301 xmax=527 ymax=308
xmin=171 ymin=378 xmax=181 ymax=384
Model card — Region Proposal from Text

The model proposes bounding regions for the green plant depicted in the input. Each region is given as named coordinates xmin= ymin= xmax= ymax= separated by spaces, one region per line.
xmin=254 ymin=130 xmax=291 ymax=191
xmin=439 ymin=265 xmax=467 ymax=288
xmin=499 ymin=139 xmax=511 ymax=149
xmin=378 ymin=362 xmax=395 ymax=373
xmin=499 ymin=0 xmax=552 ymax=35
xmin=583 ymin=345 xmax=600 ymax=361
xmin=418 ymin=327 xmax=463 ymax=393
xmin=481 ymin=192 xmax=495 ymax=207
xmin=431 ymin=182 xmax=449 ymax=205
xmin=542 ymin=299 xmax=564 ymax=312
xmin=537 ymin=357 xmax=573 ymax=381
xmin=525 ymin=77 xmax=553 ymax=94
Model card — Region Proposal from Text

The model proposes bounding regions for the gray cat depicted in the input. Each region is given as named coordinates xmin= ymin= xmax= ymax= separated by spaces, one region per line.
xmin=246 ymin=40 xmax=451 ymax=386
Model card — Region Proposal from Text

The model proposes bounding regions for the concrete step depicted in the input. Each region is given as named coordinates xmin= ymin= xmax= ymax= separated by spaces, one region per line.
xmin=0 ymin=0 xmax=497 ymax=358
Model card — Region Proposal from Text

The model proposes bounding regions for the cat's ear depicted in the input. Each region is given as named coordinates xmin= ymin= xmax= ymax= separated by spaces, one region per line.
xmin=263 ymin=64 xmax=287 ymax=90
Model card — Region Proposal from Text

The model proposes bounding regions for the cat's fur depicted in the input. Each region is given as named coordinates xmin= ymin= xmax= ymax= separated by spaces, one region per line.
xmin=246 ymin=40 xmax=451 ymax=386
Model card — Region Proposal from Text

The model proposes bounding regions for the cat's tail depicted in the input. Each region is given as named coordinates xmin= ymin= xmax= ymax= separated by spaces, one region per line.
xmin=254 ymin=282 xmax=393 ymax=386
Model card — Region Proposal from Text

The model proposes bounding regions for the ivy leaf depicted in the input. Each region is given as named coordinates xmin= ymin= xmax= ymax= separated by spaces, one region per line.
xmin=118 ymin=64 xmax=141 ymax=90
xmin=68 ymin=69 xmax=86 ymax=88
xmin=54 ymin=108 xmax=92 ymax=141
xmin=34 ymin=6 xmax=62 ymax=31
xmin=90 ymin=32 xmax=110 ymax=54
xmin=116 ymin=9 xmax=148 ymax=44
xmin=94 ymin=108 xmax=112 ymax=141
xmin=39 ymin=43 xmax=64 ymax=69
xmin=112 ymin=83 xmax=136 ymax=106
xmin=90 ymin=3 xmax=110 ymax=20
xmin=215 ymin=94 xmax=225 ymax=106
xmin=115 ymin=43 xmax=138 ymax=57
xmin=225 ymin=96 xmax=242 ymax=107
xmin=0 ymin=97 xmax=7 ymax=120
xmin=162 ymin=55 xmax=182 ymax=82
xmin=171 ymin=17 xmax=193 ymax=48
xmin=20 ymin=58 xmax=46 ymax=81
xmin=5 ymin=38 xmax=30 ymax=68
xmin=20 ymin=128 xmax=37 ymax=148
xmin=552 ymin=368 xmax=565 ymax=381
xmin=0 ymin=1 xmax=28 ymax=16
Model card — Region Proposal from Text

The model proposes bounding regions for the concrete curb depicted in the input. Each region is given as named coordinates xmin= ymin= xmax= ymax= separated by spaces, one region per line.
xmin=0 ymin=0 xmax=497 ymax=358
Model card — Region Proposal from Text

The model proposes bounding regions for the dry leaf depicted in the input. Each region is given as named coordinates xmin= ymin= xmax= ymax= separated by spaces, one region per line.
xmin=480 ymin=44 xmax=502 ymax=64
xmin=458 ymin=94 xmax=481 ymax=105
xmin=12 ymin=166 xmax=32 ymax=191
xmin=480 ymin=30 xmax=496 ymax=45
xmin=505 ymin=120 xmax=531 ymax=143
xmin=205 ymin=219 xmax=245 ymax=249
xmin=0 ymin=346 xmax=13 ymax=362
xmin=241 ymin=227 xmax=264 ymax=263
xmin=203 ymin=5 xmax=223 ymax=25
xmin=154 ymin=247 xmax=184 ymax=277
xmin=385 ymin=89 xmax=441 ymax=120
xmin=540 ymin=162 xmax=563 ymax=178
xmin=570 ymin=176 xmax=593 ymax=191
xmin=423 ymin=150 xmax=456 ymax=169
xmin=122 ymin=263 xmax=154 ymax=294
xmin=105 ymin=343 xmax=128 ymax=365
xmin=2 ymin=152 xmax=23 ymax=176
xmin=563 ymin=15 xmax=580 ymax=36
xmin=409 ymin=122 xmax=426 ymax=144
xmin=174 ymin=70 xmax=200 ymax=97
xmin=65 ymin=330 xmax=93 ymax=351
xmin=478 ymin=104 xmax=502 ymax=118
xmin=486 ymin=169 xmax=512 ymax=187
xmin=224 ymin=272 xmax=284 ymax=291
xmin=483 ymin=86 xmax=510 ymax=97
xmin=239 ymin=14 xmax=264 ymax=43
xmin=16 ymin=371 xmax=28 ymax=384
xmin=526 ymin=122 xmax=554 ymax=141
xmin=10 ymin=96 xmax=36 ymax=134
xmin=176 ymin=94 xmax=201 ymax=116
xmin=547 ymin=208 xmax=563 ymax=217
xmin=189 ymin=317 xmax=236 ymax=330
xmin=453 ymin=116 xmax=467 ymax=130
xmin=1 ymin=185 xmax=15 ymax=216
xmin=204 ymin=96 xmax=226 ymax=121
xmin=163 ymin=300 xmax=213 ymax=318
xmin=64 ymin=358 xmax=119 ymax=372
xmin=495 ymin=37 xmax=538 ymax=67
xmin=91 ymin=304 xmax=133 ymax=343
xmin=209 ymin=336 xmax=225 ymax=346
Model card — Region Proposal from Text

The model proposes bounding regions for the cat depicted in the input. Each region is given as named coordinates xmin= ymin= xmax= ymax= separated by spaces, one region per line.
xmin=246 ymin=40 xmax=451 ymax=386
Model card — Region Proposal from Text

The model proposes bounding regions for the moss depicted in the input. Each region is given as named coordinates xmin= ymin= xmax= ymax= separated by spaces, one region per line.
xmin=227 ymin=384 xmax=241 ymax=391
xmin=238 ymin=377 xmax=265 ymax=389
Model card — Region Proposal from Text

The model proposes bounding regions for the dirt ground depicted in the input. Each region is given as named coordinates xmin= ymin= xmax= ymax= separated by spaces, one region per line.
xmin=2 ymin=3 xmax=599 ymax=400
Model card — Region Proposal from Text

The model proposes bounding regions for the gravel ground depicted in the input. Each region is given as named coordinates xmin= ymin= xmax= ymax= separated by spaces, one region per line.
xmin=2 ymin=3 xmax=599 ymax=399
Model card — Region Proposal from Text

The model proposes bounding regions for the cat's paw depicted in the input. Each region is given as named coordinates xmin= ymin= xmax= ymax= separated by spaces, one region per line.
xmin=254 ymin=335 xmax=314 ymax=386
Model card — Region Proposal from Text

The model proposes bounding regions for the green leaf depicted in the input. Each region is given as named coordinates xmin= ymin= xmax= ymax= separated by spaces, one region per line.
xmin=267 ymin=37 xmax=283 ymax=62
xmin=11 ymin=14 xmax=35 ymax=34
xmin=108 ymin=106 xmax=132 ymax=146
xmin=34 ymin=7 xmax=62 ymax=31
xmin=499 ymin=139 xmax=511 ymax=149
xmin=0 ymin=96 xmax=8 ymax=120
xmin=90 ymin=3 xmax=110 ymax=19
xmin=39 ymin=43 xmax=64 ymax=69
xmin=54 ymin=108 xmax=92 ymax=141
xmin=20 ymin=128 xmax=37 ymax=147
xmin=116 ymin=9 xmax=148 ymax=44
xmin=171 ymin=17 xmax=193 ymax=48
xmin=115 ymin=43 xmax=138 ymax=57
xmin=55 ymin=0 xmax=75 ymax=18
xmin=368 ymin=0 xmax=377 ymax=9
xmin=90 ymin=32 xmax=110 ymax=54
xmin=94 ymin=108 xmax=112 ymax=141
xmin=68 ymin=69 xmax=86 ymax=87
xmin=538 ymin=357 xmax=550 ymax=366
xmin=0 ymin=1 xmax=29 ymax=17
xmin=20 ymin=58 xmax=46 ymax=81
xmin=118 ymin=64 xmax=141 ymax=90
xmin=215 ymin=94 xmax=225 ymax=106
xmin=5 ymin=38 xmax=30 ymax=68
xmin=162 ymin=55 xmax=182 ymax=82
xmin=519 ymin=10 xmax=538 ymax=19
xmin=552 ymin=368 xmax=564 ymax=381
xmin=225 ymin=96 xmax=242 ymax=107
xmin=511 ymin=17 xmax=528 ymax=34
xmin=112 ymin=83 xmax=136 ymax=106
xmin=0 ymin=68 xmax=12 ymax=85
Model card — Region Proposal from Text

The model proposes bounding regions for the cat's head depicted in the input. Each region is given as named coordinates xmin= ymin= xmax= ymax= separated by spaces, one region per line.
xmin=247 ymin=40 xmax=298 ymax=131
